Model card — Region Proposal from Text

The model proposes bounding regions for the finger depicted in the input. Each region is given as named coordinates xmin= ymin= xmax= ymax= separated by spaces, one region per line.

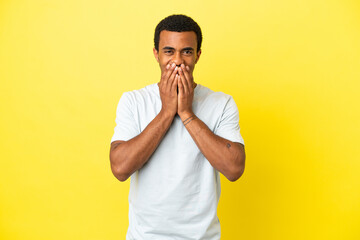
xmin=177 ymin=75 xmax=184 ymax=97
xmin=178 ymin=67 xmax=188 ymax=95
xmin=161 ymin=63 xmax=176 ymax=87
xmin=168 ymin=66 xmax=178 ymax=92
xmin=160 ymin=63 xmax=169 ymax=81
xmin=181 ymin=64 xmax=192 ymax=90
xmin=171 ymin=73 xmax=178 ymax=93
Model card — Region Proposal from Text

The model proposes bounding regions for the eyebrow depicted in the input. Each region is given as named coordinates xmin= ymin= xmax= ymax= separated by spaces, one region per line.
xmin=162 ymin=46 xmax=194 ymax=51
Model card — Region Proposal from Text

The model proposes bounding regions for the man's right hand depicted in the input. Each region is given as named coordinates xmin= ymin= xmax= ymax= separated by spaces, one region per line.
xmin=158 ymin=62 xmax=179 ymax=117
xmin=110 ymin=63 xmax=180 ymax=182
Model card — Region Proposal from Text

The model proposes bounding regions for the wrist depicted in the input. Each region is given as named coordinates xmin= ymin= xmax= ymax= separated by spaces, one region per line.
xmin=159 ymin=108 xmax=176 ymax=120
xmin=179 ymin=111 xmax=195 ymax=122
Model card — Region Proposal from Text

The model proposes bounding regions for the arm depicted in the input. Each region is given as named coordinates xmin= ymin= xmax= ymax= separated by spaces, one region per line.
xmin=180 ymin=114 xmax=245 ymax=182
xmin=177 ymin=64 xmax=246 ymax=182
xmin=109 ymin=63 xmax=179 ymax=182
xmin=110 ymin=110 xmax=174 ymax=182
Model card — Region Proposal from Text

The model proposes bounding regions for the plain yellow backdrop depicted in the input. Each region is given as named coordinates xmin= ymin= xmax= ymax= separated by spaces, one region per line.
xmin=1 ymin=0 xmax=359 ymax=239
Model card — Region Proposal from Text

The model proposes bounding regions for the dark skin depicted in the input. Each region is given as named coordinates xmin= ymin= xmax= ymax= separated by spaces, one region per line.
xmin=110 ymin=30 xmax=245 ymax=182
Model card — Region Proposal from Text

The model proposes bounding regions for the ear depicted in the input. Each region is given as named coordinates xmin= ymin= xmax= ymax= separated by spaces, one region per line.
xmin=195 ymin=49 xmax=201 ymax=64
xmin=153 ymin=47 xmax=159 ymax=63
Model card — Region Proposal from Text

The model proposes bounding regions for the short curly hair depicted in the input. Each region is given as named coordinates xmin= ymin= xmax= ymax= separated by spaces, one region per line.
xmin=154 ymin=14 xmax=202 ymax=53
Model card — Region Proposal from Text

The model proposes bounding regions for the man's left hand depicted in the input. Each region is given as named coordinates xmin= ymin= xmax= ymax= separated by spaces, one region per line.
xmin=177 ymin=63 xmax=195 ymax=119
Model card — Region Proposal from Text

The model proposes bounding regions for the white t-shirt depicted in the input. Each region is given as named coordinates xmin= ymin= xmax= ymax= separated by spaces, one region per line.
xmin=111 ymin=82 xmax=244 ymax=240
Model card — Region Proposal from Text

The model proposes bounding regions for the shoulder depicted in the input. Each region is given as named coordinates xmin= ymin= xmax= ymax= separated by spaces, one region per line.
xmin=118 ymin=83 xmax=159 ymax=103
xmin=196 ymin=84 xmax=233 ymax=105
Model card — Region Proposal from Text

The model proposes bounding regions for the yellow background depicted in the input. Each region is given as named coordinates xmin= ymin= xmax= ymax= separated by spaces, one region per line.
xmin=1 ymin=0 xmax=359 ymax=239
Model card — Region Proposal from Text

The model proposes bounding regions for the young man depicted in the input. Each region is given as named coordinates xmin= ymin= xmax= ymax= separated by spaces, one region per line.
xmin=109 ymin=14 xmax=245 ymax=240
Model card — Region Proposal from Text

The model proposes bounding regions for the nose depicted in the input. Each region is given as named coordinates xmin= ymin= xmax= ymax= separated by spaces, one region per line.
xmin=172 ymin=52 xmax=184 ymax=67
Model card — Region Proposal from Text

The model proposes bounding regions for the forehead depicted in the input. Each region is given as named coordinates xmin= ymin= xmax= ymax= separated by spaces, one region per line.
xmin=159 ymin=30 xmax=197 ymax=49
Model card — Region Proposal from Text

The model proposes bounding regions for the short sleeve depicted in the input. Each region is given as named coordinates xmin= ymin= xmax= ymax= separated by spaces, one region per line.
xmin=110 ymin=92 xmax=140 ymax=143
xmin=214 ymin=96 xmax=245 ymax=145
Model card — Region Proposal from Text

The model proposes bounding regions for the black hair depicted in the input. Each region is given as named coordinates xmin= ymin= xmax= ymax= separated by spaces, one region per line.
xmin=154 ymin=14 xmax=202 ymax=53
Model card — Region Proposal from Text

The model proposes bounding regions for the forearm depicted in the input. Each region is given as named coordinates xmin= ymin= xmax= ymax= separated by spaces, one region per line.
xmin=181 ymin=113 xmax=245 ymax=181
xmin=110 ymin=110 xmax=174 ymax=181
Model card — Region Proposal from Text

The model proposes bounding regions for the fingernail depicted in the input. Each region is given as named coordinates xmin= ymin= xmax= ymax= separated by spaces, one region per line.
xmin=172 ymin=63 xmax=176 ymax=67
xmin=181 ymin=64 xmax=185 ymax=68
xmin=166 ymin=64 xmax=170 ymax=69
xmin=175 ymin=66 xmax=178 ymax=70
xmin=186 ymin=66 xmax=190 ymax=70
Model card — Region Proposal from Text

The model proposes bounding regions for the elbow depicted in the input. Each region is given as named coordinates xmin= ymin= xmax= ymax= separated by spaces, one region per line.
xmin=115 ymin=173 xmax=130 ymax=182
xmin=111 ymin=163 xmax=130 ymax=182
xmin=227 ymin=153 xmax=246 ymax=182
xmin=109 ymin=149 xmax=130 ymax=182
xmin=227 ymin=166 xmax=244 ymax=182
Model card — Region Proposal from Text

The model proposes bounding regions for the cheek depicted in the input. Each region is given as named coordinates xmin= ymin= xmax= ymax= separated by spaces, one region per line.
xmin=184 ymin=60 xmax=194 ymax=68
xmin=189 ymin=56 xmax=197 ymax=65
xmin=187 ymin=61 xmax=196 ymax=70
xmin=162 ymin=59 xmax=172 ymax=68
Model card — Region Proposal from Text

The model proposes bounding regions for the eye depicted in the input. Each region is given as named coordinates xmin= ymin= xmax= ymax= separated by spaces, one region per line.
xmin=183 ymin=50 xmax=193 ymax=55
xmin=164 ymin=50 xmax=173 ymax=54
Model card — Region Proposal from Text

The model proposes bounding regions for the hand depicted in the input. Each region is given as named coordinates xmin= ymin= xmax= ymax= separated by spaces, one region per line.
xmin=158 ymin=63 xmax=178 ymax=117
xmin=177 ymin=64 xmax=195 ymax=119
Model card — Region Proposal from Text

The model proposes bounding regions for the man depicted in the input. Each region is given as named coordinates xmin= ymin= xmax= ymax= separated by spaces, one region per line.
xmin=109 ymin=14 xmax=245 ymax=240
